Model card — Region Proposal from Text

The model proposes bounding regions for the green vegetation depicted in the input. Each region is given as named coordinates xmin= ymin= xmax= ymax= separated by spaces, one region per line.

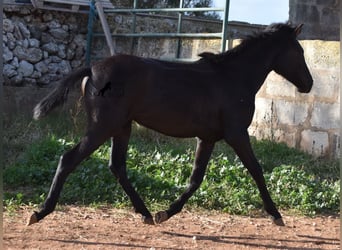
xmin=4 ymin=114 xmax=339 ymax=216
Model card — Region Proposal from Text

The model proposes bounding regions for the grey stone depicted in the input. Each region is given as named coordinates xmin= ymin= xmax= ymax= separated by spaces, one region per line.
xmin=47 ymin=20 xmax=61 ymax=29
xmin=19 ymin=7 xmax=31 ymax=15
xmin=24 ymin=15 xmax=32 ymax=23
xmin=27 ymin=48 xmax=43 ymax=63
xmin=31 ymin=70 xmax=42 ymax=79
xmin=13 ymin=25 xmax=23 ymax=40
xmin=49 ymin=28 xmax=69 ymax=41
xmin=42 ymin=42 xmax=59 ymax=54
xmin=41 ymin=33 xmax=55 ymax=44
xmin=3 ymin=64 xmax=17 ymax=78
xmin=62 ymin=25 xmax=69 ymax=32
xmin=48 ymin=63 xmax=59 ymax=74
xmin=11 ymin=57 xmax=19 ymax=68
xmin=58 ymin=60 xmax=72 ymax=75
xmin=73 ymin=34 xmax=86 ymax=46
xmin=28 ymin=25 xmax=42 ymax=40
xmin=13 ymin=46 xmax=43 ymax=63
xmin=3 ymin=46 xmax=14 ymax=63
xmin=34 ymin=61 xmax=49 ymax=74
xmin=3 ymin=35 xmax=8 ymax=45
xmin=13 ymin=46 xmax=28 ymax=60
xmin=57 ymin=44 xmax=67 ymax=59
xmin=51 ymin=56 xmax=62 ymax=63
xmin=6 ymin=33 xmax=17 ymax=50
xmin=29 ymin=38 xmax=40 ymax=48
xmin=66 ymin=48 xmax=75 ymax=60
xmin=18 ymin=22 xmax=31 ymax=39
xmin=3 ymin=18 xmax=14 ymax=33
xmin=43 ymin=13 xmax=53 ymax=22
xmin=71 ymin=59 xmax=82 ymax=68
xmin=43 ymin=51 xmax=49 ymax=59
xmin=18 ymin=60 xmax=34 ymax=77
xmin=75 ymin=47 xmax=85 ymax=60
xmin=69 ymin=23 xmax=78 ymax=32
xmin=20 ymin=39 xmax=30 ymax=48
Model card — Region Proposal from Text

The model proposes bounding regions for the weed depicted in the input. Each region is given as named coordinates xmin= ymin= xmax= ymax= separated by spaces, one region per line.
xmin=4 ymin=130 xmax=339 ymax=216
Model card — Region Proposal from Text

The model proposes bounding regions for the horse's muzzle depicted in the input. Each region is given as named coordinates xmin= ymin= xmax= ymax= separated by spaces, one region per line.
xmin=298 ymin=79 xmax=313 ymax=93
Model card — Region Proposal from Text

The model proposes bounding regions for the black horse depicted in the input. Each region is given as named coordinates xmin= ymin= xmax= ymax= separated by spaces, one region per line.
xmin=28 ymin=23 xmax=313 ymax=227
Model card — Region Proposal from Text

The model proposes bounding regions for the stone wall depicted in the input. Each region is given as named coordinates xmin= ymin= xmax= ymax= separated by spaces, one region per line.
xmin=3 ymin=5 xmax=88 ymax=86
xmin=289 ymin=0 xmax=340 ymax=40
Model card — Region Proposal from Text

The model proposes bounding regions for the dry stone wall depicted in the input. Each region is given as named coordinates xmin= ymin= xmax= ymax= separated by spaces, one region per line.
xmin=3 ymin=5 xmax=88 ymax=86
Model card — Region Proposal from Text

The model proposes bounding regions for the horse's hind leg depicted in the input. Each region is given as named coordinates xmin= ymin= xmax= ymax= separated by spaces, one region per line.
xmin=108 ymin=126 xmax=154 ymax=225
xmin=27 ymin=129 xmax=109 ymax=225
xmin=155 ymin=138 xmax=214 ymax=224
xmin=224 ymin=130 xmax=284 ymax=226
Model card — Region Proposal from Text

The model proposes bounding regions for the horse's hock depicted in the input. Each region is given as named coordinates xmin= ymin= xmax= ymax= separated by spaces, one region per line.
xmin=3 ymin=1 xmax=340 ymax=158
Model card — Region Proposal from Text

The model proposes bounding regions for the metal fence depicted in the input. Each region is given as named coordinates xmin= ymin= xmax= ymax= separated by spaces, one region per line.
xmin=86 ymin=0 xmax=230 ymax=63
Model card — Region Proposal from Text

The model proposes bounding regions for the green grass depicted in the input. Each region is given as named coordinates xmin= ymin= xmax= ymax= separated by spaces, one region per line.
xmin=3 ymin=113 xmax=340 ymax=216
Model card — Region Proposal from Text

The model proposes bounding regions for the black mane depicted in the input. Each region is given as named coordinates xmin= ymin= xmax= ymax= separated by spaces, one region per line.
xmin=199 ymin=22 xmax=296 ymax=64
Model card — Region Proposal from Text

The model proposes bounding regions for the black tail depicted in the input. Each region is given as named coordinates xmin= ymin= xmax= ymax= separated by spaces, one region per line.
xmin=33 ymin=67 xmax=92 ymax=120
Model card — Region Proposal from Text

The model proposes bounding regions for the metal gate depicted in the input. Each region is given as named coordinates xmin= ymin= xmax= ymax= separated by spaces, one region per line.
xmin=86 ymin=0 xmax=230 ymax=64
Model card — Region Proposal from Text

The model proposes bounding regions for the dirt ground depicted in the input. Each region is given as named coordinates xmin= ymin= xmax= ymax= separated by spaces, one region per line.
xmin=4 ymin=206 xmax=340 ymax=250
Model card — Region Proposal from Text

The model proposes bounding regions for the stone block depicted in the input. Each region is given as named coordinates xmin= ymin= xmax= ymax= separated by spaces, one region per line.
xmin=311 ymin=102 xmax=340 ymax=129
xmin=249 ymin=126 xmax=297 ymax=148
xmin=293 ymin=4 xmax=320 ymax=23
xmin=253 ymin=98 xmax=274 ymax=124
xmin=274 ymin=100 xmax=309 ymax=126
xmin=264 ymin=72 xmax=296 ymax=98
xmin=301 ymin=41 xmax=340 ymax=70
xmin=300 ymin=130 xmax=329 ymax=156
xmin=310 ymin=69 xmax=340 ymax=100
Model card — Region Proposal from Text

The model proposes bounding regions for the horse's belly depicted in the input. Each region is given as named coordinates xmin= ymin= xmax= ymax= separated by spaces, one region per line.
xmin=134 ymin=111 xmax=222 ymax=141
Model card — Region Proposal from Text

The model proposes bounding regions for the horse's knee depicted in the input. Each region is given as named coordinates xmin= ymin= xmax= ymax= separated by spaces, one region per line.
xmin=109 ymin=164 xmax=125 ymax=180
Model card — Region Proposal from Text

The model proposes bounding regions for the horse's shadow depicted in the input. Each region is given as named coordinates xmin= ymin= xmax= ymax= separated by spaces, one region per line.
xmin=49 ymin=238 xmax=182 ymax=249
xmin=161 ymin=231 xmax=340 ymax=250
xmin=48 ymin=232 xmax=339 ymax=250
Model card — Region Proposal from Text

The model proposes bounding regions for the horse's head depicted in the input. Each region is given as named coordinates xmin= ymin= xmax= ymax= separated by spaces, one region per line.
xmin=272 ymin=24 xmax=313 ymax=93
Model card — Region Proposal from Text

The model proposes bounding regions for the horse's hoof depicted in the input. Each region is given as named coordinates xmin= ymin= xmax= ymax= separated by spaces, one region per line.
xmin=27 ymin=212 xmax=38 ymax=226
xmin=142 ymin=216 xmax=155 ymax=225
xmin=155 ymin=211 xmax=168 ymax=224
xmin=273 ymin=217 xmax=285 ymax=226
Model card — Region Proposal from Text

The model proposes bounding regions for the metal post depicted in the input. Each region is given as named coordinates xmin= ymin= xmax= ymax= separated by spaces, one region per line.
xmin=86 ymin=0 xmax=96 ymax=65
xmin=96 ymin=0 xmax=116 ymax=55
xmin=176 ymin=0 xmax=184 ymax=58
xmin=130 ymin=0 xmax=138 ymax=54
xmin=221 ymin=0 xmax=230 ymax=52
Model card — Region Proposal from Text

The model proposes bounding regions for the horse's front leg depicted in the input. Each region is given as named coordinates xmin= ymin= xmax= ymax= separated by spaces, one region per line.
xmin=224 ymin=130 xmax=284 ymax=226
xmin=155 ymin=138 xmax=214 ymax=224
xmin=108 ymin=127 xmax=154 ymax=225
xmin=27 ymin=130 xmax=108 ymax=225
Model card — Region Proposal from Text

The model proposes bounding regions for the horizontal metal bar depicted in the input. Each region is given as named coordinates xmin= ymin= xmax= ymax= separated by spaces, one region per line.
xmin=104 ymin=7 xmax=224 ymax=14
xmin=93 ymin=32 xmax=223 ymax=38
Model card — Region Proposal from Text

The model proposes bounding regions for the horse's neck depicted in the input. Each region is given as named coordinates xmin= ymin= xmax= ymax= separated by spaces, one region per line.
xmin=239 ymin=43 xmax=277 ymax=94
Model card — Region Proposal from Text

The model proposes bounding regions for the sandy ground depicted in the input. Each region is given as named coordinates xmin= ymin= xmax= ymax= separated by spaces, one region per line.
xmin=4 ymin=205 xmax=340 ymax=250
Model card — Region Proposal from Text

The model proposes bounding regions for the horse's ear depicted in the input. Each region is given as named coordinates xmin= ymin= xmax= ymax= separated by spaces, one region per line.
xmin=294 ymin=23 xmax=304 ymax=36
